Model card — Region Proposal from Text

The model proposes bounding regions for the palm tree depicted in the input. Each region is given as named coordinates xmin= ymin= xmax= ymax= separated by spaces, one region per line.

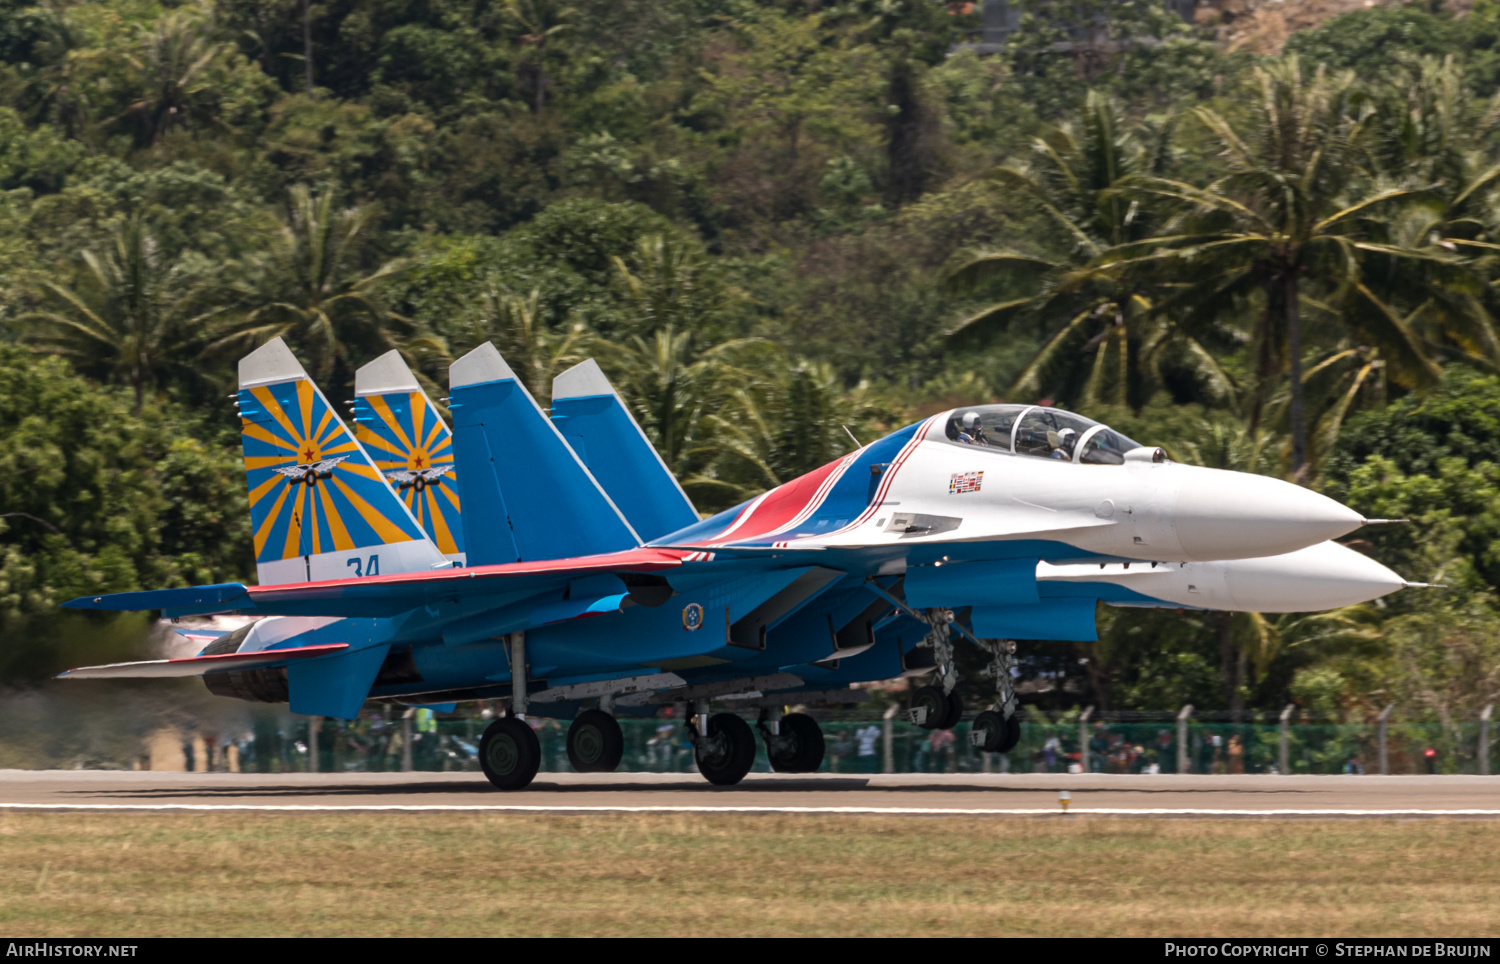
xmin=419 ymin=286 xmax=592 ymax=404
xmin=503 ymin=0 xmax=574 ymax=115
xmin=595 ymin=325 xmax=772 ymax=510
xmin=215 ymin=185 xmax=408 ymax=394
xmin=707 ymin=357 xmax=868 ymax=505
xmin=115 ymin=6 xmax=226 ymax=148
xmin=945 ymin=91 xmax=1232 ymax=410
xmin=610 ymin=235 xmax=731 ymax=337
xmin=1106 ymin=58 xmax=1484 ymax=480
xmin=20 ymin=215 xmax=217 ymax=413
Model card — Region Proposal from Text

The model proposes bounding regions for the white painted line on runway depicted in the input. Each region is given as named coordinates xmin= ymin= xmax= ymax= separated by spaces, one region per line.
xmin=3 ymin=803 xmax=1500 ymax=816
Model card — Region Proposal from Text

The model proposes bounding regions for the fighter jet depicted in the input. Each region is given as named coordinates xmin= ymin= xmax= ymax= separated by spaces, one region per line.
xmin=59 ymin=339 xmax=1414 ymax=790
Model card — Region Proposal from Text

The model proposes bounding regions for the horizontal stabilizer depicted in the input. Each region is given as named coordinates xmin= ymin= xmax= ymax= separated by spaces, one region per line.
xmin=552 ymin=359 xmax=698 ymax=541
xmin=449 ymin=342 xmax=640 ymax=563
xmin=62 ymin=583 xmax=249 ymax=615
xmin=56 ymin=643 xmax=349 ymax=680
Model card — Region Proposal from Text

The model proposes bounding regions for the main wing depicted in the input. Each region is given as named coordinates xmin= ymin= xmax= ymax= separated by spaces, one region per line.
xmin=64 ymin=547 xmax=688 ymax=619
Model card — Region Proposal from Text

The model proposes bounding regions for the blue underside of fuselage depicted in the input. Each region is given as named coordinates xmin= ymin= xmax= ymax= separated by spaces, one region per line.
xmin=349 ymin=563 xmax=1177 ymax=705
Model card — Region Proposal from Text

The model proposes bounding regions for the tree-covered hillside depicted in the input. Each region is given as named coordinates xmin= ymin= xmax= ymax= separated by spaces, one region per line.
xmin=5 ymin=0 xmax=1500 ymax=725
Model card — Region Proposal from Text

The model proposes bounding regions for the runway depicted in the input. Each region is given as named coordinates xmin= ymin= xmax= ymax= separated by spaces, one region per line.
xmin=1 ymin=770 xmax=1498 ymax=815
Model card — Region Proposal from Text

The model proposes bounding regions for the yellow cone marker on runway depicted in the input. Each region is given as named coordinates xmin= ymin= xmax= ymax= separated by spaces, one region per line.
xmin=1060 ymin=790 xmax=1071 ymax=812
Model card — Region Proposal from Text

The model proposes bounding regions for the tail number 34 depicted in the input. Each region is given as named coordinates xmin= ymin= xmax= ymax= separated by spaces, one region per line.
xmin=346 ymin=555 xmax=382 ymax=578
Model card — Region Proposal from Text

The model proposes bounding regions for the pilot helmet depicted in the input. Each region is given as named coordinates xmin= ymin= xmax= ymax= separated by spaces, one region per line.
xmin=960 ymin=411 xmax=982 ymax=431
xmin=1057 ymin=427 xmax=1078 ymax=447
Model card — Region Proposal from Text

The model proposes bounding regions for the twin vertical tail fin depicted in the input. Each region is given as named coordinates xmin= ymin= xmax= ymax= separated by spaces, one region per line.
xmin=448 ymin=343 xmax=641 ymax=564
xmin=551 ymin=359 xmax=698 ymax=542
xmin=353 ymin=351 xmax=466 ymax=565
xmin=238 ymin=339 xmax=449 ymax=585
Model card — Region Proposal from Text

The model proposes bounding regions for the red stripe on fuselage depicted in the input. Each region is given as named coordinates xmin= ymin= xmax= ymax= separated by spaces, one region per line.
xmin=705 ymin=456 xmax=851 ymax=547
xmin=815 ymin=414 xmax=942 ymax=541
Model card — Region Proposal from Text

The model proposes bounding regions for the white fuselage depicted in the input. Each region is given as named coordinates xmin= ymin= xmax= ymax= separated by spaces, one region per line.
xmin=810 ymin=432 xmax=1364 ymax=563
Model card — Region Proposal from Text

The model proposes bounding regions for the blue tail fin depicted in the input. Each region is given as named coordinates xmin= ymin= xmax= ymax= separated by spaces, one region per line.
xmin=551 ymin=359 xmax=698 ymax=542
xmin=448 ymin=342 xmax=640 ymax=564
xmin=238 ymin=338 xmax=448 ymax=585
xmin=353 ymin=351 xmax=466 ymax=565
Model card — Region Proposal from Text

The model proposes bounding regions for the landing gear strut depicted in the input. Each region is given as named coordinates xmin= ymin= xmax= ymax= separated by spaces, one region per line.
xmin=693 ymin=704 xmax=756 ymax=786
xmin=480 ymin=716 xmax=541 ymax=790
xmin=909 ymin=609 xmax=964 ymax=730
xmin=971 ymin=638 xmax=1021 ymax=753
xmin=760 ymin=707 xmax=825 ymax=772
xmin=567 ymin=708 xmax=624 ymax=772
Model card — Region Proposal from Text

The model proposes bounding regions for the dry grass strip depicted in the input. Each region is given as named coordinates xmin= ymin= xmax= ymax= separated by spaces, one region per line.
xmin=0 ymin=813 xmax=1496 ymax=937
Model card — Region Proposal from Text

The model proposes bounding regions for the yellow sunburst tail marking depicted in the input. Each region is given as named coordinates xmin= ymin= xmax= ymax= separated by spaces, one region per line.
xmin=237 ymin=338 xmax=445 ymax=585
xmin=353 ymin=350 xmax=465 ymax=564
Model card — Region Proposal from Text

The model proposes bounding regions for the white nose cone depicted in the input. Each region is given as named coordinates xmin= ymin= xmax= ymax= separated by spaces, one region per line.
xmin=1173 ymin=467 xmax=1365 ymax=561
xmin=1220 ymin=541 xmax=1406 ymax=612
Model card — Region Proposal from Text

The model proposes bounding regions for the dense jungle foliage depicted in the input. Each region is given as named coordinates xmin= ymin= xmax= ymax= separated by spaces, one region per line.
xmin=4 ymin=0 xmax=1500 ymax=733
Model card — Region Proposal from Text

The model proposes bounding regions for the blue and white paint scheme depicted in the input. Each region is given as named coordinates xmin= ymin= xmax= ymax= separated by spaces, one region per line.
xmin=58 ymin=344 xmax=1413 ymax=788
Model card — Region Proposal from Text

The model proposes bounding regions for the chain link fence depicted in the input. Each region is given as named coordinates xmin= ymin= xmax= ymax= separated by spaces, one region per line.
xmin=215 ymin=714 xmax=1498 ymax=776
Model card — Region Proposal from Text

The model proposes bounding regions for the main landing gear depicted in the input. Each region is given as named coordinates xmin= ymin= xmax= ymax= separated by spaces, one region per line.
xmin=567 ymin=708 xmax=624 ymax=773
xmin=480 ymin=716 xmax=542 ymax=790
xmin=759 ymin=707 xmax=825 ymax=773
xmin=692 ymin=706 xmax=757 ymax=786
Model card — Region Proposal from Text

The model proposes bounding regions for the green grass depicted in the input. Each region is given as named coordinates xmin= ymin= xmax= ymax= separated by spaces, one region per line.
xmin=0 ymin=813 xmax=1497 ymax=937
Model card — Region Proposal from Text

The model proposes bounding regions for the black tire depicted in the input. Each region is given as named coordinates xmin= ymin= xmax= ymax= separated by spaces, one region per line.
xmin=695 ymin=712 xmax=756 ymax=786
xmin=767 ymin=712 xmax=825 ymax=773
xmin=997 ymin=713 xmax=1022 ymax=754
xmin=938 ymin=688 xmax=964 ymax=730
xmin=567 ymin=709 xmax=624 ymax=773
xmin=972 ymin=710 xmax=1006 ymax=753
xmin=479 ymin=716 xmax=541 ymax=791
xmin=912 ymin=685 xmax=948 ymax=731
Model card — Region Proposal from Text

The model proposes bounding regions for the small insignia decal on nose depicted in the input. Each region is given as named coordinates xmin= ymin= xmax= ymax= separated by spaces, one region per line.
xmin=682 ymin=602 xmax=705 ymax=631
xmin=949 ymin=471 xmax=984 ymax=494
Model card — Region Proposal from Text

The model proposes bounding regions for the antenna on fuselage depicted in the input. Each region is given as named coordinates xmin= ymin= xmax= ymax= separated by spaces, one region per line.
xmin=842 ymin=425 xmax=863 ymax=449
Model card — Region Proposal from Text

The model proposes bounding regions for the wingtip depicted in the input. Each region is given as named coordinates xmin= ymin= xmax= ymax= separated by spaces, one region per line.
xmin=355 ymin=350 xmax=421 ymax=397
xmin=239 ymin=337 xmax=309 ymax=389
xmin=450 ymin=341 xmax=517 ymax=389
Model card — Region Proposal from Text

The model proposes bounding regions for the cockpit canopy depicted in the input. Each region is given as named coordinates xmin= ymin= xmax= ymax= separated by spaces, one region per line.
xmin=943 ymin=404 xmax=1145 ymax=465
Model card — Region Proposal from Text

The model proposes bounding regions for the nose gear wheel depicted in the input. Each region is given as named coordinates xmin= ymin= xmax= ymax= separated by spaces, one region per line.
xmin=972 ymin=709 xmax=1022 ymax=753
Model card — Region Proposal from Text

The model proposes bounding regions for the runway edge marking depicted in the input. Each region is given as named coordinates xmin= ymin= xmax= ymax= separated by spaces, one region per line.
xmin=4 ymin=803 xmax=1500 ymax=816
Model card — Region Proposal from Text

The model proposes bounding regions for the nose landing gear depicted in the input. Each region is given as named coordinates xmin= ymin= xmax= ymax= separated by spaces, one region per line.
xmin=910 ymin=684 xmax=963 ymax=730
xmin=971 ymin=709 xmax=1021 ymax=753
